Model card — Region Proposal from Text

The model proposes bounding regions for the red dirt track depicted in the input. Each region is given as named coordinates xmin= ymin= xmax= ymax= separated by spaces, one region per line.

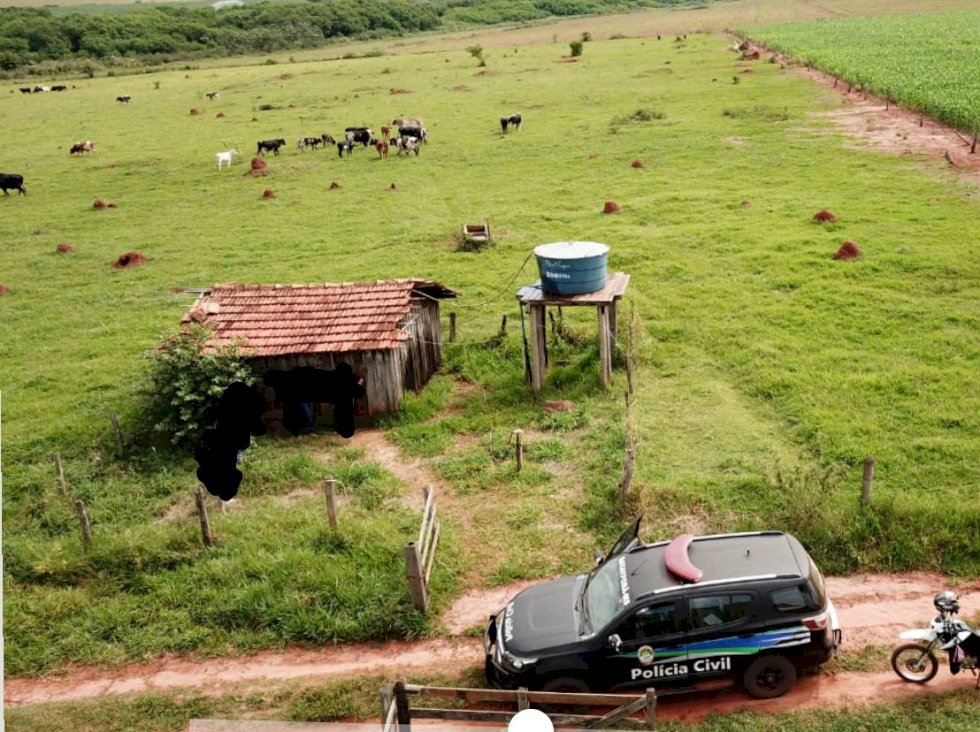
xmin=6 ymin=572 xmax=979 ymax=713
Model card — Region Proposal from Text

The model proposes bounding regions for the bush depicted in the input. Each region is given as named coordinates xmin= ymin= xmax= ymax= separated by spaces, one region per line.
xmin=143 ymin=324 xmax=258 ymax=447
xmin=569 ymin=40 xmax=583 ymax=57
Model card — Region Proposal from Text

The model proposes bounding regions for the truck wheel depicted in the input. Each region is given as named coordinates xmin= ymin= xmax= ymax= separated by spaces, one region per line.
xmin=742 ymin=655 xmax=796 ymax=699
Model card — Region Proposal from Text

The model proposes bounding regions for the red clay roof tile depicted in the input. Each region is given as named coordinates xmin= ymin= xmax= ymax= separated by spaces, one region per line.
xmin=181 ymin=280 xmax=456 ymax=356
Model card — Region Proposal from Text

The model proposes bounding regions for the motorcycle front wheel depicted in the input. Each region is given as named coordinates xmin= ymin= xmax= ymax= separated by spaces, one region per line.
xmin=891 ymin=643 xmax=939 ymax=683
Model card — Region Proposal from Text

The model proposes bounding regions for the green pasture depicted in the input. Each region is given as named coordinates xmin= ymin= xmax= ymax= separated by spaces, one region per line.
xmin=2 ymin=28 xmax=979 ymax=676
xmin=747 ymin=10 xmax=980 ymax=134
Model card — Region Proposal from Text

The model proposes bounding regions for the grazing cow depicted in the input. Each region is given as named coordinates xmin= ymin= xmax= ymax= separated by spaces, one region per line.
xmin=380 ymin=125 xmax=391 ymax=140
xmin=398 ymin=126 xmax=428 ymax=144
xmin=70 ymin=140 xmax=96 ymax=155
xmin=33 ymin=85 xmax=50 ymax=93
xmin=337 ymin=140 xmax=354 ymax=157
xmin=392 ymin=117 xmax=423 ymax=129
xmin=116 ymin=95 xmax=131 ymax=103
xmin=297 ymin=136 xmax=321 ymax=152
xmin=344 ymin=127 xmax=373 ymax=147
xmin=0 ymin=173 xmax=26 ymax=196
xmin=257 ymin=138 xmax=287 ymax=156
xmin=215 ymin=149 xmax=240 ymax=170
xmin=206 ymin=91 xmax=220 ymax=100
xmin=397 ymin=137 xmax=420 ymax=157
xmin=373 ymin=139 xmax=389 ymax=159
xmin=500 ymin=113 xmax=522 ymax=133
xmin=321 ymin=132 xmax=336 ymax=147
xmin=51 ymin=85 xmax=67 ymax=92
xmin=19 ymin=88 xmax=31 ymax=94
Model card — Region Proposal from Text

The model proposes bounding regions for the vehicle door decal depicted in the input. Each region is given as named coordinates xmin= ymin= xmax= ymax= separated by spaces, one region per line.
xmin=684 ymin=627 xmax=812 ymax=659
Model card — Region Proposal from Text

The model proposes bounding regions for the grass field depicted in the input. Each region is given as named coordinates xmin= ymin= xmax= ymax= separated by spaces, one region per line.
xmin=747 ymin=10 xmax=980 ymax=134
xmin=2 ymin=6 xmax=979 ymax=678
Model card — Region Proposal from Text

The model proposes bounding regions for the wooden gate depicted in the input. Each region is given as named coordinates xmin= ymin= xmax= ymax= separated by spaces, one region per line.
xmin=381 ymin=681 xmax=658 ymax=731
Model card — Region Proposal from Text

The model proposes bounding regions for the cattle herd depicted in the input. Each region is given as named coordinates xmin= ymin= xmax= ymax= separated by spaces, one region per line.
xmin=247 ymin=118 xmax=431 ymax=165
xmin=2 ymin=82 xmax=524 ymax=197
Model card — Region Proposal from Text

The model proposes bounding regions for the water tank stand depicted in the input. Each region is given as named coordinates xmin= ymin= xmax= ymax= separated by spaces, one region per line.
xmin=515 ymin=272 xmax=630 ymax=392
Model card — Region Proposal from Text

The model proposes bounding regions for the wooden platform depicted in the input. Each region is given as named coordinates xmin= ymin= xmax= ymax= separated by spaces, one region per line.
xmin=516 ymin=272 xmax=630 ymax=306
xmin=516 ymin=272 xmax=630 ymax=391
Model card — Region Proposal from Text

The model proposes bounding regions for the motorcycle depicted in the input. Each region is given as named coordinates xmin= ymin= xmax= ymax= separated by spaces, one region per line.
xmin=891 ymin=590 xmax=980 ymax=687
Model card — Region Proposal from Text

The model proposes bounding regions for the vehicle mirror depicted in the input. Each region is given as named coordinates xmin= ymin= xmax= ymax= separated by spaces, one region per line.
xmin=607 ymin=633 xmax=622 ymax=652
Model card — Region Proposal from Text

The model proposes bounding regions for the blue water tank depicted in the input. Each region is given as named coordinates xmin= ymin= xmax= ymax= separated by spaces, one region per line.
xmin=534 ymin=241 xmax=609 ymax=295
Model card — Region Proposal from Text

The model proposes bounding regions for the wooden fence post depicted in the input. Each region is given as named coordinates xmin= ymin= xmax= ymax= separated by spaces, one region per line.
xmin=499 ymin=314 xmax=507 ymax=337
xmin=324 ymin=478 xmax=338 ymax=530
xmin=73 ymin=499 xmax=92 ymax=552
xmin=618 ymin=444 xmax=634 ymax=504
xmin=513 ymin=428 xmax=524 ymax=472
xmin=54 ymin=452 xmax=69 ymax=499
xmin=194 ymin=486 xmax=214 ymax=548
xmin=972 ymin=133 xmax=978 ymax=154
xmin=449 ymin=312 xmax=457 ymax=342
xmin=645 ymin=688 xmax=657 ymax=730
xmin=861 ymin=457 xmax=875 ymax=504
xmin=108 ymin=411 xmax=124 ymax=451
xmin=394 ymin=680 xmax=411 ymax=732
xmin=405 ymin=542 xmax=428 ymax=611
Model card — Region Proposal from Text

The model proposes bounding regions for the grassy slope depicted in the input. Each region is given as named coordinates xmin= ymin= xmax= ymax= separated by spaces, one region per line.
xmin=2 ymin=17 xmax=979 ymax=675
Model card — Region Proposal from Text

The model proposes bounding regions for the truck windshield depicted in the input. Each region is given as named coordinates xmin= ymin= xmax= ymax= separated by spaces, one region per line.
xmin=585 ymin=555 xmax=631 ymax=632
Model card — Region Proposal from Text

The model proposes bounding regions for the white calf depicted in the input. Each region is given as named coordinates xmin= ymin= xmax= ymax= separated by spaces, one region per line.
xmin=215 ymin=149 xmax=239 ymax=170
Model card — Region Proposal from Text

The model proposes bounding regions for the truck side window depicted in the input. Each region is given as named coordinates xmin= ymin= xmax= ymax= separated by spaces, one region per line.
xmin=620 ymin=602 xmax=677 ymax=641
xmin=689 ymin=594 xmax=752 ymax=629
xmin=771 ymin=585 xmax=819 ymax=613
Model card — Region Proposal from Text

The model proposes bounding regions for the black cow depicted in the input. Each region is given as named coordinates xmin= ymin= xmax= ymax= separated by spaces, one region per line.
xmin=51 ymin=85 xmax=67 ymax=92
xmin=19 ymin=87 xmax=31 ymax=94
xmin=257 ymin=138 xmax=287 ymax=156
xmin=205 ymin=91 xmax=220 ymax=100
xmin=0 ymin=173 xmax=26 ymax=196
xmin=337 ymin=140 xmax=353 ymax=158
xmin=398 ymin=126 xmax=428 ymax=144
xmin=344 ymin=127 xmax=373 ymax=147
xmin=500 ymin=113 xmax=522 ymax=133
xmin=116 ymin=95 xmax=131 ymax=103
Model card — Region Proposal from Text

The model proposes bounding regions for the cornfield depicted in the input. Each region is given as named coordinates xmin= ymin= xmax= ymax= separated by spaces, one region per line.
xmin=746 ymin=10 xmax=980 ymax=136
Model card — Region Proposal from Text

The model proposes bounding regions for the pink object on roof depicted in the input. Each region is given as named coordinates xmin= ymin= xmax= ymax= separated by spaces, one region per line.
xmin=664 ymin=533 xmax=703 ymax=583
xmin=180 ymin=280 xmax=456 ymax=356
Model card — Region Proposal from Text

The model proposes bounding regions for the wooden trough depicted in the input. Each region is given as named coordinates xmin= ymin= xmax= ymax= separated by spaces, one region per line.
xmin=461 ymin=222 xmax=492 ymax=245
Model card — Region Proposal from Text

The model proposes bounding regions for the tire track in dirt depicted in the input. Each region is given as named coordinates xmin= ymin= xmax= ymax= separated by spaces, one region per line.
xmin=7 ymin=570 xmax=978 ymax=709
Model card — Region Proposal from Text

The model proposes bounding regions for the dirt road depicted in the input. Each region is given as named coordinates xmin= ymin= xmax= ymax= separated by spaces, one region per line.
xmin=6 ymin=571 xmax=979 ymax=712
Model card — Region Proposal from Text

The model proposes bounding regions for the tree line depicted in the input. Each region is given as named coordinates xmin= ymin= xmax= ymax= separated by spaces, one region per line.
xmin=0 ymin=0 xmax=701 ymax=74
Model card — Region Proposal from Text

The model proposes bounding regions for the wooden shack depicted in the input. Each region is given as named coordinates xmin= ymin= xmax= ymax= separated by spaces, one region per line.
xmin=181 ymin=279 xmax=457 ymax=416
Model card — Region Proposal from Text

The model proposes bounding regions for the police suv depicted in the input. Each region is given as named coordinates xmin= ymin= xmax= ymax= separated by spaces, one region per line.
xmin=484 ymin=518 xmax=842 ymax=699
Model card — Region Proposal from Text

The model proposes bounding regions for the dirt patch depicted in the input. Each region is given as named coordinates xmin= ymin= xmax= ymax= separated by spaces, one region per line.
xmin=451 ymin=85 xmax=471 ymax=92
xmin=262 ymin=188 xmax=276 ymax=199
xmin=389 ymin=88 xmax=412 ymax=95
xmin=0 ymin=284 xmax=9 ymax=295
xmin=723 ymin=137 xmax=746 ymax=146
xmin=111 ymin=252 xmax=146 ymax=269
xmin=630 ymin=160 xmax=644 ymax=169
xmin=56 ymin=243 xmax=73 ymax=253
xmin=440 ymin=580 xmax=542 ymax=635
xmin=190 ymin=108 xmax=202 ymax=115
xmin=796 ymin=67 xmax=980 ymax=182
xmin=543 ymin=400 xmax=575 ymax=414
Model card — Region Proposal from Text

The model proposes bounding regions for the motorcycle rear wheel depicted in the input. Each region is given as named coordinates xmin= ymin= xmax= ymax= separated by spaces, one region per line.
xmin=891 ymin=643 xmax=939 ymax=683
